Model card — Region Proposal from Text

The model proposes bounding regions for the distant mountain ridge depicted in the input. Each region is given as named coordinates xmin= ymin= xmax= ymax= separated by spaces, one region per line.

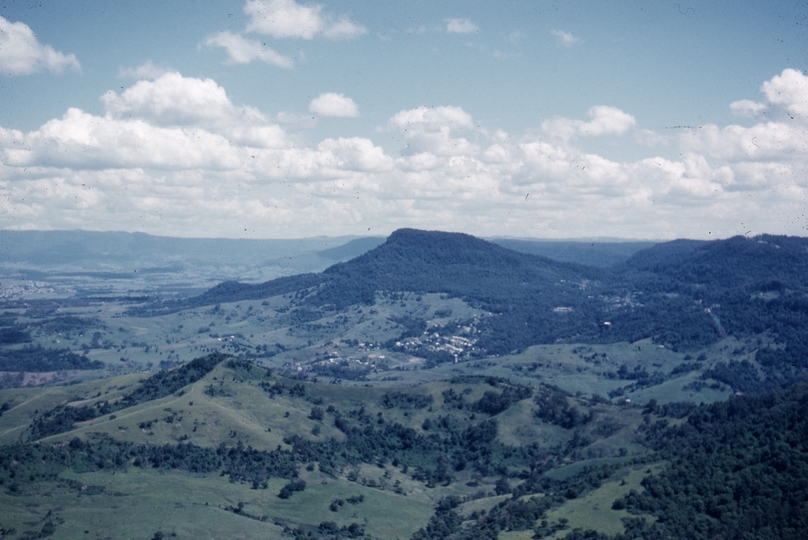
xmin=621 ymin=234 xmax=808 ymax=289
xmin=0 ymin=230 xmax=376 ymax=283
xmin=492 ymin=237 xmax=656 ymax=267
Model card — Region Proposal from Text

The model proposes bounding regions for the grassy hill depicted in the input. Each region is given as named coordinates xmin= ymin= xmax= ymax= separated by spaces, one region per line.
xmin=0 ymin=353 xmax=659 ymax=539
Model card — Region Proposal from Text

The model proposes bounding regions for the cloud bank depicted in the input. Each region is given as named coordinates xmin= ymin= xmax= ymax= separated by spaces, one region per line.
xmin=1 ymin=69 xmax=807 ymax=239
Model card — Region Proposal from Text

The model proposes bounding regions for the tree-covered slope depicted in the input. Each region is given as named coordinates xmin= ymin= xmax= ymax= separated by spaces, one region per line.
xmin=602 ymin=382 xmax=808 ymax=540
xmin=619 ymin=235 xmax=808 ymax=292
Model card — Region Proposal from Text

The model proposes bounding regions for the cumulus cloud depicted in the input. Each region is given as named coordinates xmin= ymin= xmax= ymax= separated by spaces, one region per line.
xmin=551 ymin=29 xmax=580 ymax=47
xmin=309 ymin=93 xmax=359 ymax=117
xmin=0 ymin=16 xmax=80 ymax=76
xmin=244 ymin=0 xmax=367 ymax=40
xmin=543 ymin=106 xmax=636 ymax=140
xmin=118 ymin=60 xmax=175 ymax=80
xmin=1 ymin=70 xmax=807 ymax=239
xmin=204 ymin=31 xmax=294 ymax=68
xmin=682 ymin=69 xmax=808 ymax=171
xmin=101 ymin=72 xmax=253 ymax=127
xmin=761 ymin=68 xmax=808 ymax=119
xmin=445 ymin=18 xmax=478 ymax=34
xmin=389 ymin=106 xmax=473 ymax=131
xmin=0 ymin=72 xmax=292 ymax=174
xmin=388 ymin=106 xmax=479 ymax=156
xmin=316 ymin=137 xmax=392 ymax=172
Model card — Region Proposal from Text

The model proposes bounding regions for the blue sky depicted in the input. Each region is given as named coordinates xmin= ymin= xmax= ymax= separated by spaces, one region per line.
xmin=1 ymin=0 xmax=807 ymax=240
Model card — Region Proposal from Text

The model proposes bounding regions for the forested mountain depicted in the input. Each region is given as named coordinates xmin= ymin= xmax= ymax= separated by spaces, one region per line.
xmin=132 ymin=229 xmax=808 ymax=391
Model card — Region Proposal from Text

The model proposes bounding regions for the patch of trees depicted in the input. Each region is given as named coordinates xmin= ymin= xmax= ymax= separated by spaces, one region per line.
xmin=288 ymin=407 xmax=535 ymax=484
xmin=0 ymin=327 xmax=31 ymax=345
xmin=308 ymin=361 xmax=372 ymax=381
xmin=277 ymin=478 xmax=306 ymax=499
xmin=119 ymin=353 xmax=227 ymax=406
xmin=670 ymin=361 xmax=701 ymax=375
xmin=380 ymin=392 xmax=433 ymax=410
xmin=259 ymin=381 xmax=306 ymax=399
xmin=33 ymin=315 xmax=101 ymax=334
xmin=0 ymin=345 xmax=103 ymax=372
xmin=389 ymin=315 xmax=428 ymax=340
xmin=284 ymin=521 xmax=366 ymax=540
xmin=438 ymin=376 xmax=533 ymax=416
xmin=204 ymin=384 xmax=235 ymax=397
xmin=0 ymin=436 xmax=298 ymax=490
xmin=471 ymin=384 xmax=533 ymax=415
xmin=533 ymin=385 xmax=593 ymax=429
xmin=700 ymin=359 xmax=764 ymax=393
xmin=409 ymin=465 xmax=622 ymax=539
xmin=327 ymin=496 xmax=363 ymax=514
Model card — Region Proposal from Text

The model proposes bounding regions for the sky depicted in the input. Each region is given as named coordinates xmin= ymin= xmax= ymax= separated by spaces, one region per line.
xmin=1 ymin=1 xmax=807 ymax=240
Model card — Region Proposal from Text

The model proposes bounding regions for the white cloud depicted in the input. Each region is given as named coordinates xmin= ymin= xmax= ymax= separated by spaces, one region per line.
xmin=0 ymin=16 xmax=80 ymax=76
xmin=682 ymin=69 xmax=808 ymax=168
xmin=389 ymin=106 xmax=473 ymax=131
xmin=244 ymin=0 xmax=367 ymax=40
xmin=101 ymin=72 xmax=251 ymax=127
xmin=761 ymin=68 xmax=808 ymax=119
xmin=388 ymin=106 xmax=478 ymax=156
xmin=245 ymin=0 xmax=323 ymax=39
xmin=551 ymin=29 xmax=580 ymax=47
xmin=729 ymin=99 xmax=766 ymax=119
xmin=316 ymin=137 xmax=392 ymax=172
xmin=542 ymin=106 xmax=636 ymax=140
xmin=1 ymin=70 xmax=807 ymax=240
xmin=322 ymin=17 xmax=367 ymax=40
xmin=445 ymin=18 xmax=478 ymax=34
xmin=118 ymin=60 xmax=175 ymax=80
xmin=309 ymin=93 xmax=359 ymax=117
xmin=0 ymin=73 xmax=289 ymax=172
xmin=204 ymin=31 xmax=294 ymax=68
xmin=580 ymin=106 xmax=636 ymax=136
